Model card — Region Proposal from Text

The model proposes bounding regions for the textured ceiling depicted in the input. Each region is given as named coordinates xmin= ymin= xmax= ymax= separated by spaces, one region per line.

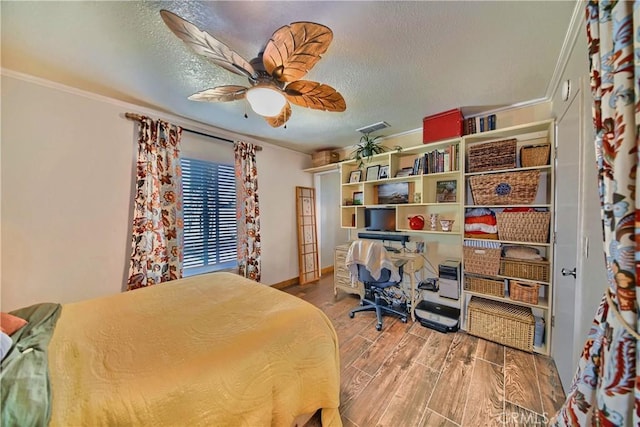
xmin=1 ymin=1 xmax=579 ymax=154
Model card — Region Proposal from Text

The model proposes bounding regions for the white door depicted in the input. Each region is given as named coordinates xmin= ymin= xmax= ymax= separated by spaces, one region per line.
xmin=315 ymin=170 xmax=349 ymax=272
xmin=552 ymin=78 xmax=607 ymax=391
xmin=552 ymin=87 xmax=581 ymax=390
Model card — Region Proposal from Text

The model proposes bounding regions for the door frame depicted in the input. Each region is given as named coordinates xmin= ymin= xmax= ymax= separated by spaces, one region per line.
xmin=552 ymin=75 xmax=607 ymax=391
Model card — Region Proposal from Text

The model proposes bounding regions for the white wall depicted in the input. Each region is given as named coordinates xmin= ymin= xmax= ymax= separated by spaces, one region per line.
xmin=1 ymin=71 xmax=311 ymax=311
xmin=256 ymin=142 xmax=313 ymax=283
xmin=317 ymin=171 xmax=348 ymax=269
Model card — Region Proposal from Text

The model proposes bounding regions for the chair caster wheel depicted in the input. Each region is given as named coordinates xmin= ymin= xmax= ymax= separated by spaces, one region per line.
xmin=401 ymin=318 xmax=407 ymax=323
xmin=349 ymin=312 xmax=355 ymax=319
xmin=376 ymin=323 xmax=382 ymax=331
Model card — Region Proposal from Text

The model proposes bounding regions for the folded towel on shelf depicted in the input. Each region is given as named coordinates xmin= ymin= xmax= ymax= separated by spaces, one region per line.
xmin=465 ymin=207 xmax=498 ymax=237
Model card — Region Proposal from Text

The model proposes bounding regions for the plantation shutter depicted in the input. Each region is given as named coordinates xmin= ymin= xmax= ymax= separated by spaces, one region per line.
xmin=181 ymin=157 xmax=237 ymax=276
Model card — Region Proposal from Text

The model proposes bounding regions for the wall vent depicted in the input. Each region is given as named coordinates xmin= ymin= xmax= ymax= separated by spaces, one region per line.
xmin=356 ymin=121 xmax=390 ymax=135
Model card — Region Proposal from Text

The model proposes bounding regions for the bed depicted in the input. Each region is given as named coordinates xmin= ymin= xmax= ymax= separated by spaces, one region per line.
xmin=1 ymin=272 xmax=342 ymax=426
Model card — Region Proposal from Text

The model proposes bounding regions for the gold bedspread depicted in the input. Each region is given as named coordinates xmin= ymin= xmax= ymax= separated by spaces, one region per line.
xmin=47 ymin=272 xmax=341 ymax=426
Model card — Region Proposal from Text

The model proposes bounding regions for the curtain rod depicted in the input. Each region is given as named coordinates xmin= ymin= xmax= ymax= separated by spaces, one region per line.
xmin=124 ymin=112 xmax=262 ymax=151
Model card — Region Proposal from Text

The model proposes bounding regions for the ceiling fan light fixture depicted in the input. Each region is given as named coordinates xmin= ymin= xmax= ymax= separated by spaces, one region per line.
xmin=160 ymin=11 xmax=344 ymax=126
xmin=246 ymin=85 xmax=287 ymax=117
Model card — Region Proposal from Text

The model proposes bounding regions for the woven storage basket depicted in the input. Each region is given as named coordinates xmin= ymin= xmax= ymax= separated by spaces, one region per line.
xmin=467 ymin=296 xmax=535 ymax=352
xmin=469 ymin=170 xmax=540 ymax=205
xmin=464 ymin=232 xmax=498 ymax=240
xmin=520 ymin=144 xmax=550 ymax=168
xmin=311 ymin=149 xmax=339 ymax=167
xmin=496 ymin=211 xmax=550 ymax=243
xmin=509 ymin=280 xmax=540 ymax=305
xmin=500 ymin=258 xmax=550 ymax=282
xmin=464 ymin=275 xmax=505 ymax=297
xmin=468 ymin=139 xmax=517 ymax=172
xmin=463 ymin=246 xmax=501 ymax=276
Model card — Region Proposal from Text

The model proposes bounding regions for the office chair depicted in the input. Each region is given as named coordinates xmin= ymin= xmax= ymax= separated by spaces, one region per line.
xmin=346 ymin=241 xmax=408 ymax=331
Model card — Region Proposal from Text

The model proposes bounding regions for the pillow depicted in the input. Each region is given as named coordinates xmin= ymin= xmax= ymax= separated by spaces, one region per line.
xmin=503 ymin=245 xmax=543 ymax=260
xmin=0 ymin=331 xmax=12 ymax=361
xmin=0 ymin=312 xmax=28 ymax=335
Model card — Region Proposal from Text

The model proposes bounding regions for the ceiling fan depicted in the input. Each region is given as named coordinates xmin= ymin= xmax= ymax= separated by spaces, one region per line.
xmin=160 ymin=10 xmax=346 ymax=128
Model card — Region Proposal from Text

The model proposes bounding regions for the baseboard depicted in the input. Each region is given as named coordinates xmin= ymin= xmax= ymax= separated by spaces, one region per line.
xmin=271 ymin=277 xmax=299 ymax=290
xmin=271 ymin=266 xmax=334 ymax=290
xmin=321 ymin=266 xmax=334 ymax=275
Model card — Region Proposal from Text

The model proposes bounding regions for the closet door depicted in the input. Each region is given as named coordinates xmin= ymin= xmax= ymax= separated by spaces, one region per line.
xmin=296 ymin=186 xmax=320 ymax=284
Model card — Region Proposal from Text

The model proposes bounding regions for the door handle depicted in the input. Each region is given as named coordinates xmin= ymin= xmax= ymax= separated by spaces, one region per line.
xmin=561 ymin=267 xmax=576 ymax=278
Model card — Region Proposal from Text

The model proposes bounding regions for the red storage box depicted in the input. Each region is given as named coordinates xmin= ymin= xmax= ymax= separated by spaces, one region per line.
xmin=423 ymin=108 xmax=464 ymax=144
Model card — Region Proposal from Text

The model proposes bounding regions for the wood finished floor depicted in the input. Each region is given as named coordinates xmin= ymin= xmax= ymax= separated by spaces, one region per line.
xmin=284 ymin=275 xmax=566 ymax=427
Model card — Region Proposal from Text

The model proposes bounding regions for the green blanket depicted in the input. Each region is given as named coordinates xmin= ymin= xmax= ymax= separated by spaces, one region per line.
xmin=1 ymin=303 xmax=62 ymax=427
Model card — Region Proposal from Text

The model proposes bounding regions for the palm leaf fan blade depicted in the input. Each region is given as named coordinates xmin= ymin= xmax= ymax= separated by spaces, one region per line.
xmin=284 ymin=80 xmax=346 ymax=112
xmin=160 ymin=10 xmax=257 ymax=81
xmin=263 ymin=22 xmax=333 ymax=82
xmin=264 ymin=102 xmax=292 ymax=128
xmin=188 ymin=86 xmax=248 ymax=102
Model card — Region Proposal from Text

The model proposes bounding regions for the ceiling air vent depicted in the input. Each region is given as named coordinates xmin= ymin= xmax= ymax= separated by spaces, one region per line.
xmin=356 ymin=121 xmax=390 ymax=134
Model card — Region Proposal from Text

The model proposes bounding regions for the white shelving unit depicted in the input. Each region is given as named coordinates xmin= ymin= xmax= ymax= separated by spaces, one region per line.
xmin=461 ymin=119 xmax=555 ymax=355
xmin=333 ymin=119 xmax=555 ymax=355
xmin=338 ymin=137 xmax=463 ymax=235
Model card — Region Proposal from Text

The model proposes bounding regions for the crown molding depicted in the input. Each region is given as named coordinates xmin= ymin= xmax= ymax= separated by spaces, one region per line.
xmin=383 ymin=96 xmax=552 ymax=142
xmin=0 ymin=68 xmax=272 ymax=149
xmin=387 ymin=0 xmax=584 ymax=141
xmin=545 ymin=1 xmax=585 ymax=100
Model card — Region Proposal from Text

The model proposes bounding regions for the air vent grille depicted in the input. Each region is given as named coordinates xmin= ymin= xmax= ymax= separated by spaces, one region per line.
xmin=356 ymin=121 xmax=390 ymax=134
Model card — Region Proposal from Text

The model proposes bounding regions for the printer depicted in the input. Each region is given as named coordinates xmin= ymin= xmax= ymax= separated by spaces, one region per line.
xmin=438 ymin=260 xmax=461 ymax=300
xmin=414 ymin=260 xmax=461 ymax=333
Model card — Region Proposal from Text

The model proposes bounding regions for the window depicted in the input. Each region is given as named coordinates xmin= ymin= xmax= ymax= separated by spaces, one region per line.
xmin=181 ymin=157 xmax=237 ymax=276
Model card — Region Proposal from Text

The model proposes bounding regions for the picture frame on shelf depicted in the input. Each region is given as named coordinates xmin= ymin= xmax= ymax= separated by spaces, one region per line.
xmin=353 ymin=191 xmax=364 ymax=205
xmin=436 ymin=180 xmax=457 ymax=202
xmin=378 ymin=165 xmax=390 ymax=180
xmin=366 ymin=165 xmax=380 ymax=181
xmin=348 ymin=170 xmax=362 ymax=183
xmin=376 ymin=182 xmax=410 ymax=204
xmin=395 ymin=167 xmax=413 ymax=177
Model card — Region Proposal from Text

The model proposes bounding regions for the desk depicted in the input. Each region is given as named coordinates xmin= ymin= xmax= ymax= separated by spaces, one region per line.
xmin=334 ymin=243 xmax=424 ymax=322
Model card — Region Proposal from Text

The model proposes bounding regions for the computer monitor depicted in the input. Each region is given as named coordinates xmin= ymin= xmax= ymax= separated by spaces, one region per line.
xmin=364 ymin=207 xmax=396 ymax=231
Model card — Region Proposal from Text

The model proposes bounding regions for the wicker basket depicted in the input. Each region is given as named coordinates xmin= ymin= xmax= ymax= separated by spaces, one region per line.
xmin=467 ymin=296 xmax=535 ymax=352
xmin=500 ymin=258 xmax=550 ymax=282
xmin=464 ymin=275 xmax=505 ymax=297
xmin=463 ymin=246 xmax=502 ymax=276
xmin=469 ymin=170 xmax=540 ymax=205
xmin=509 ymin=280 xmax=540 ymax=305
xmin=468 ymin=139 xmax=517 ymax=172
xmin=311 ymin=150 xmax=339 ymax=167
xmin=496 ymin=211 xmax=550 ymax=243
xmin=520 ymin=144 xmax=550 ymax=168
xmin=464 ymin=232 xmax=498 ymax=240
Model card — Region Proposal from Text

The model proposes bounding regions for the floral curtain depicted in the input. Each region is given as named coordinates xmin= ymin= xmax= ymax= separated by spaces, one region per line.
xmin=234 ymin=141 xmax=261 ymax=282
xmin=552 ymin=1 xmax=638 ymax=425
xmin=127 ymin=117 xmax=183 ymax=290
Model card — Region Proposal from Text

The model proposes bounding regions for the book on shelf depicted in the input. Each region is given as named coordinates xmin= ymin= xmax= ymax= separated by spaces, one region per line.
xmin=419 ymin=144 xmax=459 ymax=174
xmin=488 ymin=114 xmax=496 ymax=130
xmin=436 ymin=179 xmax=457 ymax=203
xmin=412 ymin=156 xmax=425 ymax=175
xmin=443 ymin=151 xmax=451 ymax=172
xmin=465 ymin=117 xmax=477 ymax=135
